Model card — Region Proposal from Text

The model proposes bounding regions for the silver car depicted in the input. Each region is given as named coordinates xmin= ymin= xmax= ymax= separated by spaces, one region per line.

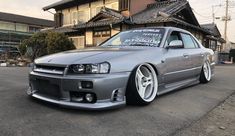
xmin=27 ymin=27 xmax=215 ymax=110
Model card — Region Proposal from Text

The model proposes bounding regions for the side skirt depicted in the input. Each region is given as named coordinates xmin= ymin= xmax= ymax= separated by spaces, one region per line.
xmin=157 ymin=77 xmax=200 ymax=96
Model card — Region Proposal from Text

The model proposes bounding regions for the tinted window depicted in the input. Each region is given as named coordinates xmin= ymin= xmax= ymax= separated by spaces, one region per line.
xmin=181 ymin=33 xmax=197 ymax=49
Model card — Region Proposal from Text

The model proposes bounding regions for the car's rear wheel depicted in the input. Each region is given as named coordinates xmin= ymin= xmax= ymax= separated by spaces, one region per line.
xmin=200 ymin=60 xmax=212 ymax=83
xmin=126 ymin=64 xmax=158 ymax=105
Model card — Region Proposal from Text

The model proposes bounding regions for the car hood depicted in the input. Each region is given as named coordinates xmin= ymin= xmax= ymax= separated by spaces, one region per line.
xmin=35 ymin=47 xmax=152 ymax=66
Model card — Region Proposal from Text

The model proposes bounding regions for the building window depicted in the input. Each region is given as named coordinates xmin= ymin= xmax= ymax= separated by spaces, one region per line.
xmin=0 ymin=21 xmax=15 ymax=31
xmin=71 ymin=11 xmax=78 ymax=25
xmin=63 ymin=10 xmax=71 ymax=26
xmin=16 ymin=23 xmax=28 ymax=32
xmin=119 ymin=0 xmax=129 ymax=11
xmin=29 ymin=26 xmax=40 ymax=32
xmin=210 ymin=40 xmax=217 ymax=51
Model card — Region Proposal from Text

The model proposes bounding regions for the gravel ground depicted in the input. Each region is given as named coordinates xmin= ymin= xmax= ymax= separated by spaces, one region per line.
xmin=174 ymin=93 xmax=235 ymax=136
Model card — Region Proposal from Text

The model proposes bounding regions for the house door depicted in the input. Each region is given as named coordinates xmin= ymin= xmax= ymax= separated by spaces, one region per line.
xmin=93 ymin=30 xmax=111 ymax=46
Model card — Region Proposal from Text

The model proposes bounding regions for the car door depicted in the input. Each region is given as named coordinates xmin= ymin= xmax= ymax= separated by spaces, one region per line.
xmin=180 ymin=33 xmax=204 ymax=77
xmin=163 ymin=31 xmax=192 ymax=84
xmin=191 ymin=36 xmax=205 ymax=76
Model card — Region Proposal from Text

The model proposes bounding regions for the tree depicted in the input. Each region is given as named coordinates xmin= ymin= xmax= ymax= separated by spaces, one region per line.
xmin=19 ymin=39 xmax=28 ymax=56
xmin=19 ymin=31 xmax=75 ymax=61
xmin=46 ymin=31 xmax=75 ymax=54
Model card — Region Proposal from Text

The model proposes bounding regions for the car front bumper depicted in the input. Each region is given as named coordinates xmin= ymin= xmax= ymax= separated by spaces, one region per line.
xmin=28 ymin=71 xmax=131 ymax=110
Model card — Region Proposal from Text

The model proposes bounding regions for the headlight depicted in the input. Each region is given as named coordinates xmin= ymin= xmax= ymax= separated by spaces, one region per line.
xmin=70 ymin=62 xmax=110 ymax=74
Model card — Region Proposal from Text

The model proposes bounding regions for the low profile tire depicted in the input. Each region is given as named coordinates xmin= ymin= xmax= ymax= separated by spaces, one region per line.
xmin=126 ymin=63 xmax=158 ymax=105
xmin=200 ymin=60 xmax=212 ymax=83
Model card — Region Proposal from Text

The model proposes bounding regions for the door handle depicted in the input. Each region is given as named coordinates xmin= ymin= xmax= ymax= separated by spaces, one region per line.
xmin=183 ymin=53 xmax=189 ymax=58
xmin=200 ymin=53 xmax=204 ymax=57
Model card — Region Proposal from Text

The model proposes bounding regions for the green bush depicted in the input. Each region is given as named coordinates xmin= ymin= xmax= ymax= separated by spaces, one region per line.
xmin=19 ymin=31 xmax=75 ymax=61
xmin=46 ymin=31 xmax=75 ymax=54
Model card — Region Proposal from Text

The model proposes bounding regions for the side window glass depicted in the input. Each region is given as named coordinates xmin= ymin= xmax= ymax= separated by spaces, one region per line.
xmin=192 ymin=36 xmax=200 ymax=48
xmin=168 ymin=31 xmax=181 ymax=44
xmin=181 ymin=33 xmax=196 ymax=49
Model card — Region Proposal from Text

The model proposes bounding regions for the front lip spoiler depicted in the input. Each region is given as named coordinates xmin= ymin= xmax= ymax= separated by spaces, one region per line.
xmin=31 ymin=94 xmax=126 ymax=110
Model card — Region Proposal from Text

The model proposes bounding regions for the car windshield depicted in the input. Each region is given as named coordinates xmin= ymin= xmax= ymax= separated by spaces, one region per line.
xmin=101 ymin=28 xmax=165 ymax=47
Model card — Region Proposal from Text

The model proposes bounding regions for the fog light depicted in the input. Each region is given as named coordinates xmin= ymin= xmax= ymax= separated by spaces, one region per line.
xmin=85 ymin=94 xmax=94 ymax=102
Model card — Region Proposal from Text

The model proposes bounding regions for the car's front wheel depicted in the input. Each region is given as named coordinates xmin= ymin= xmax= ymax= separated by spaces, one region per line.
xmin=126 ymin=64 xmax=158 ymax=105
xmin=200 ymin=60 xmax=212 ymax=83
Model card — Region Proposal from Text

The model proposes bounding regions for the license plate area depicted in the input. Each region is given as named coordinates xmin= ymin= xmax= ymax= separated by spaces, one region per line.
xmin=32 ymin=79 xmax=61 ymax=100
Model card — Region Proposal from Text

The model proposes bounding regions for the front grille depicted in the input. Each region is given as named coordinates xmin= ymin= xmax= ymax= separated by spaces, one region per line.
xmin=34 ymin=65 xmax=66 ymax=75
xmin=32 ymin=79 xmax=60 ymax=99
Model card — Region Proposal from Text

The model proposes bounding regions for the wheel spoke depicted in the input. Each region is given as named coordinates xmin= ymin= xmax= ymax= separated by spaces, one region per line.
xmin=137 ymin=69 xmax=145 ymax=78
xmin=138 ymin=85 xmax=146 ymax=98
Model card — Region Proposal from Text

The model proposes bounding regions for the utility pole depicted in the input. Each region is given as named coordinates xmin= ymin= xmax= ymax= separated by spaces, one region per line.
xmin=224 ymin=0 xmax=229 ymax=43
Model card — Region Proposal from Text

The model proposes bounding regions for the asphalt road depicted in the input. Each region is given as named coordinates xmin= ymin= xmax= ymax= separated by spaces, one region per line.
xmin=0 ymin=66 xmax=234 ymax=136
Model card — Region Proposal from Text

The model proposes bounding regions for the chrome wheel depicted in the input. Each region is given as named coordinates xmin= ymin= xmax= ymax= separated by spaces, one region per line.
xmin=135 ymin=64 xmax=158 ymax=102
xmin=203 ymin=61 xmax=211 ymax=81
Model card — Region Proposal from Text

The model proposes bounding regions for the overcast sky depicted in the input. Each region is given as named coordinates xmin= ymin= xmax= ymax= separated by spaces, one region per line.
xmin=0 ymin=0 xmax=234 ymax=42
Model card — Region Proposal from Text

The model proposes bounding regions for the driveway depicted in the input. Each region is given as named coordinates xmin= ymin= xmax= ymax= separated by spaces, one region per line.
xmin=0 ymin=66 xmax=234 ymax=136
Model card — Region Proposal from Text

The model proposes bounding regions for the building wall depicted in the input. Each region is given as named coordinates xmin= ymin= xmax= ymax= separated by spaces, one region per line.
xmin=85 ymin=31 xmax=93 ymax=46
xmin=111 ymin=28 xmax=120 ymax=36
xmin=129 ymin=0 xmax=155 ymax=16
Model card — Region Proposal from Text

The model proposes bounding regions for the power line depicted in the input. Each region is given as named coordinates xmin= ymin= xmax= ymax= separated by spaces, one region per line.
xmin=192 ymin=8 xmax=212 ymax=18
xmin=212 ymin=4 xmax=223 ymax=23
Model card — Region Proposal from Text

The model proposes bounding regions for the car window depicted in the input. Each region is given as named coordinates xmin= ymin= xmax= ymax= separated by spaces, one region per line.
xmin=191 ymin=36 xmax=200 ymax=48
xmin=168 ymin=31 xmax=181 ymax=44
xmin=181 ymin=33 xmax=197 ymax=49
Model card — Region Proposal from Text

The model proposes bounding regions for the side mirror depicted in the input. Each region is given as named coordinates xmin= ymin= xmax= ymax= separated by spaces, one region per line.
xmin=167 ymin=40 xmax=183 ymax=49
